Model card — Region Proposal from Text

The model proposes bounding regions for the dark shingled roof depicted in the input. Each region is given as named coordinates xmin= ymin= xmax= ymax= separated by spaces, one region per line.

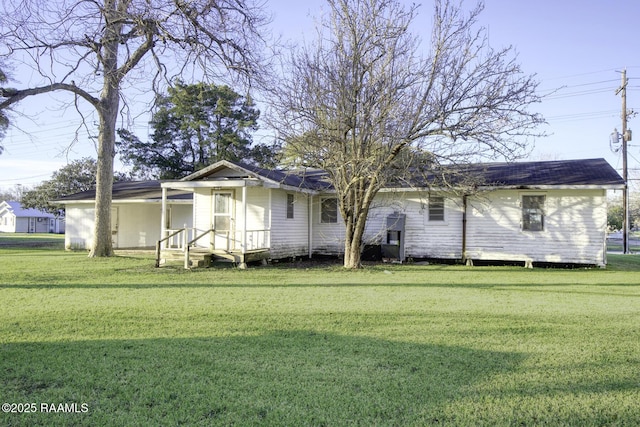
xmin=426 ymin=158 xmax=625 ymax=188
xmin=57 ymin=158 xmax=623 ymax=202
xmin=255 ymin=158 xmax=624 ymax=190
xmin=237 ymin=162 xmax=333 ymax=190
xmin=179 ymin=160 xmax=333 ymax=191
xmin=55 ymin=181 xmax=192 ymax=202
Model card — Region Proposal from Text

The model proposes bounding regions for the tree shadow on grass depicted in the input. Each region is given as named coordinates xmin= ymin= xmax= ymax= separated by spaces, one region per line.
xmin=1 ymin=331 xmax=523 ymax=426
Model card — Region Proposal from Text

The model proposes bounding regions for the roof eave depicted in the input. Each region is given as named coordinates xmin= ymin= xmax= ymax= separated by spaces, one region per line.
xmin=477 ymin=184 xmax=625 ymax=191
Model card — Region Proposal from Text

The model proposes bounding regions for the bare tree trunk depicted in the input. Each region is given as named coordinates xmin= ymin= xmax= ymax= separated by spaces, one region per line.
xmin=89 ymin=106 xmax=117 ymax=257
xmin=341 ymin=180 xmax=377 ymax=269
xmin=343 ymin=224 xmax=364 ymax=269
xmin=343 ymin=218 xmax=356 ymax=268
xmin=89 ymin=2 xmax=120 ymax=257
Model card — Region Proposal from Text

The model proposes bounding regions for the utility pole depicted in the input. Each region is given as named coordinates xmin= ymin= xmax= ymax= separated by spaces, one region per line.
xmin=616 ymin=69 xmax=629 ymax=254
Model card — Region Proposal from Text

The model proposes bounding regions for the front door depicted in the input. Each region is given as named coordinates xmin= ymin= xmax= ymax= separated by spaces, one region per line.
xmin=212 ymin=191 xmax=233 ymax=250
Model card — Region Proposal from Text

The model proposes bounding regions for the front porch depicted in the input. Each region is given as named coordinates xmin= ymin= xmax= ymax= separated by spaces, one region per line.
xmin=156 ymin=227 xmax=271 ymax=269
xmin=155 ymin=160 xmax=318 ymax=268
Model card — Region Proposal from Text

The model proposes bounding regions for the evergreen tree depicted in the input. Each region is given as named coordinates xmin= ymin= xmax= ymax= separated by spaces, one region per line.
xmin=118 ymin=81 xmax=262 ymax=179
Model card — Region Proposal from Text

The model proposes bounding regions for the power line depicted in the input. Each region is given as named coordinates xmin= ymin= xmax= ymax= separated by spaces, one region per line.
xmin=547 ymin=110 xmax=620 ymax=123
xmin=539 ymin=79 xmax=619 ymax=93
xmin=0 ymin=173 xmax=54 ymax=184
xmin=544 ymin=87 xmax=615 ymax=100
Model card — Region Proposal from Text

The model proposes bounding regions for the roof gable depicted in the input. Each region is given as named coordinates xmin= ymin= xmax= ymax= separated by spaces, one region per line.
xmin=0 ymin=201 xmax=55 ymax=218
xmin=180 ymin=160 xmax=331 ymax=191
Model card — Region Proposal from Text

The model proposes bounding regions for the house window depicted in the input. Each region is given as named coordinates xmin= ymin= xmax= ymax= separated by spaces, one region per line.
xmin=320 ymin=198 xmax=338 ymax=223
xmin=286 ymin=194 xmax=295 ymax=219
xmin=428 ymin=196 xmax=445 ymax=221
xmin=522 ymin=195 xmax=545 ymax=231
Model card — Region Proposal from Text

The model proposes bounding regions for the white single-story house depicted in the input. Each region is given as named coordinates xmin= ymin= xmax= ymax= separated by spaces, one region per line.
xmin=57 ymin=158 xmax=624 ymax=267
xmin=0 ymin=200 xmax=65 ymax=234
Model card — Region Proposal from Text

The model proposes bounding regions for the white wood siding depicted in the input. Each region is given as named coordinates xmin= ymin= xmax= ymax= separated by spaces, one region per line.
xmin=311 ymin=192 xmax=463 ymax=259
xmin=270 ymin=189 xmax=309 ymax=258
xmin=193 ymin=189 xmax=214 ymax=248
xmin=193 ymin=186 xmax=271 ymax=251
xmin=367 ymin=192 xmax=463 ymax=259
xmin=309 ymin=188 xmax=607 ymax=265
xmin=311 ymin=195 xmax=345 ymax=255
xmin=65 ymin=202 xmax=192 ymax=250
xmin=64 ymin=205 xmax=94 ymax=250
xmin=113 ymin=204 xmax=159 ymax=248
xmin=466 ymin=189 xmax=607 ymax=266
xmin=240 ymin=186 xmax=270 ymax=251
xmin=0 ymin=213 xmax=12 ymax=232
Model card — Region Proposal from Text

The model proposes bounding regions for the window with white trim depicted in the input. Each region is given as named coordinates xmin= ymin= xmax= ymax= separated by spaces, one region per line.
xmin=320 ymin=198 xmax=338 ymax=223
xmin=522 ymin=195 xmax=545 ymax=231
xmin=428 ymin=196 xmax=445 ymax=221
xmin=286 ymin=194 xmax=295 ymax=219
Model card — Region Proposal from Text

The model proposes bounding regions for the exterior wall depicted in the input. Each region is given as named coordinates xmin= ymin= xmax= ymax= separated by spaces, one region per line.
xmin=64 ymin=204 xmax=95 ymax=250
xmin=65 ymin=202 xmax=192 ymax=250
xmin=465 ymin=189 xmax=607 ymax=266
xmin=269 ymin=189 xmax=310 ymax=258
xmin=179 ymin=182 xmax=610 ymax=266
xmin=370 ymin=192 xmax=464 ymax=259
xmin=0 ymin=213 xmax=16 ymax=232
xmin=309 ymin=188 xmax=607 ymax=266
xmin=167 ymin=204 xmax=193 ymax=230
xmin=192 ymin=186 xmax=271 ymax=251
xmin=311 ymin=195 xmax=345 ymax=255
xmin=0 ymin=214 xmax=60 ymax=233
xmin=15 ymin=217 xmax=31 ymax=233
xmin=31 ymin=217 xmax=52 ymax=233
xmin=192 ymin=189 xmax=211 ymax=238
xmin=310 ymin=191 xmax=464 ymax=259
xmin=239 ymin=186 xmax=271 ymax=252
xmin=113 ymin=204 xmax=162 ymax=248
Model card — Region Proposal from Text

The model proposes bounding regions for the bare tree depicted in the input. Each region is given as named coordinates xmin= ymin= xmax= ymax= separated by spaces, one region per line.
xmin=270 ymin=0 xmax=544 ymax=268
xmin=0 ymin=0 xmax=269 ymax=256
xmin=0 ymin=64 xmax=10 ymax=153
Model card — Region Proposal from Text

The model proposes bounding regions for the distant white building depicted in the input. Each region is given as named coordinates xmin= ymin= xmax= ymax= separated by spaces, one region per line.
xmin=0 ymin=201 xmax=65 ymax=234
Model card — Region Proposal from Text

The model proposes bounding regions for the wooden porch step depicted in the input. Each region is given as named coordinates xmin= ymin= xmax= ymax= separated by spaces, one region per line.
xmin=159 ymin=248 xmax=212 ymax=268
xmin=210 ymin=249 xmax=270 ymax=267
xmin=159 ymin=248 xmax=270 ymax=268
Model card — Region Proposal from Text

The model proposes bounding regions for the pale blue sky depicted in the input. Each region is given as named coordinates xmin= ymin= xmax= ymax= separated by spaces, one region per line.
xmin=2 ymin=0 xmax=639 ymax=191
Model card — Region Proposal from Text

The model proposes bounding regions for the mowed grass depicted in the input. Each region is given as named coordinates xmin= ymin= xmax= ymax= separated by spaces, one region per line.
xmin=0 ymin=239 xmax=639 ymax=426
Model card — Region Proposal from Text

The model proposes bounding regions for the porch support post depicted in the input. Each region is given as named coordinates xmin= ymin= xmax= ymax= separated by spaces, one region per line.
xmin=160 ymin=187 xmax=168 ymax=249
xmin=240 ymin=184 xmax=248 ymax=269
xmin=308 ymin=195 xmax=313 ymax=258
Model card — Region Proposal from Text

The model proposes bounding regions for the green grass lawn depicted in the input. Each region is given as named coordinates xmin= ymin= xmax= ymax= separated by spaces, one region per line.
xmin=0 ymin=233 xmax=64 ymax=249
xmin=1 ymin=243 xmax=639 ymax=426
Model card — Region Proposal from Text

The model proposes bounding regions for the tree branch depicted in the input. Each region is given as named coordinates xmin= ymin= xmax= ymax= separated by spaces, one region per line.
xmin=0 ymin=83 xmax=100 ymax=110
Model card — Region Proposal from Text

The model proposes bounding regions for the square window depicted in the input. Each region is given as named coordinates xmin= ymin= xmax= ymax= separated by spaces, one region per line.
xmin=321 ymin=198 xmax=338 ymax=223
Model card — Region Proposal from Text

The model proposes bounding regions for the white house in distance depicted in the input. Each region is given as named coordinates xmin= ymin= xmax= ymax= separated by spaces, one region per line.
xmin=57 ymin=158 xmax=624 ymax=268
xmin=0 ymin=201 xmax=65 ymax=234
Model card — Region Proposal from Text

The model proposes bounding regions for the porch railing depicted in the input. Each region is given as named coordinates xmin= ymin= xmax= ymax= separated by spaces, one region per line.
xmin=156 ymin=228 xmax=271 ymax=268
